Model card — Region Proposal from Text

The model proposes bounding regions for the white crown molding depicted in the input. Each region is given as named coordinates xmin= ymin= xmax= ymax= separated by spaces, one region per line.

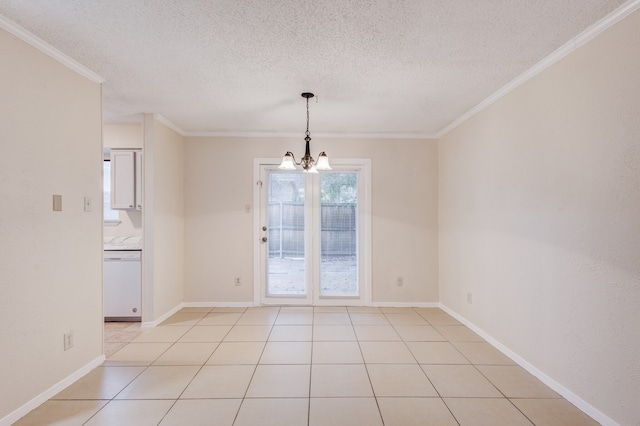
xmin=183 ymin=130 xmax=438 ymax=140
xmin=153 ymin=114 xmax=186 ymax=136
xmin=436 ymin=0 xmax=640 ymax=138
xmin=0 ymin=14 xmax=104 ymax=84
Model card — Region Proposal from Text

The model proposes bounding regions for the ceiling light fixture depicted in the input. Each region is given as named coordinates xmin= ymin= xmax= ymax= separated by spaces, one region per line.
xmin=278 ymin=92 xmax=331 ymax=173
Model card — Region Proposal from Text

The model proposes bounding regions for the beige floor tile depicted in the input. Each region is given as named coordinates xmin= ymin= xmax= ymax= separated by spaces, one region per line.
xmin=453 ymin=342 xmax=516 ymax=365
xmin=312 ymin=341 xmax=364 ymax=363
xmin=314 ymin=306 xmax=348 ymax=312
xmin=477 ymin=365 xmax=561 ymax=398
xmin=246 ymin=306 xmax=280 ymax=313
xmin=313 ymin=325 xmax=356 ymax=341
xmin=178 ymin=306 xmax=213 ymax=313
xmin=14 ymin=400 xmax=107 ymax=426
xmin=359 ymin=341 xmax=416 ymax=363
xmin=159 ymin=399 xmax=241 ymax=426
xmin=309 ymin=398 xmax=383 ymax=426
xmin=347 ymin=306 xmax=382 ymax=313
xmin=132 ymin=326 xmax=192 ymax=343
xmin=198 ymin=312 xmax=243 ymax=325
xmin=354 ymin=325 xmax=401 ymax=341
xmin=178 ymin=325 xmax=231 ymax=342
xmin=260 ymin=341 xmax=312 ymax=364
xmin=206 ymin=342 xmax=265 ymax=364
xmin=115 ymin=366 xmax=199 ymax=399
xmin=311 ymin=364 xmax=373 ymax=397
xmin=377 ymin=397 xmax=458 ymax=426
xmin=433 ymin=325 xmax=484 ymax=342
xmin=385 ymin=313 xmax=429 ymax=325
xmin=53 ymin=366 xmax=144 ymax=400
xmin=236 ymin=310 xmax=279 ymax=325
xmin=367 ymin=364 xmax=438 ymax=396
xmin=511 ymin=398 xmax=601 ymax=426
xmin=280 ymin=306 xmax=313 ymax=312
xmin=84 ymin=400 xmax=174 ymax=426
xmin=275 ymin=312 xmax=314 ymax=325
xmin=105 ymin=330 xmax=145 ymax=343
xmin=234 ymin=398 xmax=309 ymax=426
xmin=269 ymin=325 xmax=313 ymax=341
xmin=417 ymin=312 xmax=462 ymax=326
xmin=152 ymin=342 xmax=218 ymax=365
xmin=395 ymin=325 xmax=446 ymax=341
xmin=223 ymin=325 xmax=272 ymax=341
xmin=444 ymin=398 xmax=533 ymax=426
xmin=380 ymin=307 xmax=416 ymax=313
xmin=350 ymin=313 xmax=390 ymax=325
xmin=314 ymin=312 xmax=352 ymax=324
xmin=160 ymin=312 xmax=207 ymax=326
xmin=104 ymin=342 xmax=172 ymax=366
xmin=421 ymin=365 xmax=501 ymax=397
xmin=406 ymin=341 xmax=469 ymax=364
xmin=211 ymin=307 xmax=247 ymax=313
xmin=246 ymin=364 xmax=311 ymax=397
xmin=104 ymin=342 xmax=129 ymax=357
xmin=181 ymin=365 xmax=255 ymax=398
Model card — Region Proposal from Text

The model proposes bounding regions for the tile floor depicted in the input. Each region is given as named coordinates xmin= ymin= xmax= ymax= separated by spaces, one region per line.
xmin=16 ymin=307 xmax=599 ymax=426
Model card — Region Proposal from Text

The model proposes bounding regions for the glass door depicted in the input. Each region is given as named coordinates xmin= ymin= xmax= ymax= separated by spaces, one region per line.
xmin=257 ymin=161 xmax=370 ymax=306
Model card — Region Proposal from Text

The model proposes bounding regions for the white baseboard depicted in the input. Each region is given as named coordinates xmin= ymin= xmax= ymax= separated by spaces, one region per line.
xmin=0 ymin=355 xmax=105 ymax=426
xmin=439 ymin=303 xmax=619 ymax=426
xmin=141 ymin=302 xmax=184 ymax=328
xmin=372 ymin=301 xmax=440 ymax=308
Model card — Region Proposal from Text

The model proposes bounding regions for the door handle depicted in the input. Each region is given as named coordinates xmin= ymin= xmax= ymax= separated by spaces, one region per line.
xmin=261 ymin=237 xmax=268 ymax=243
xmin=262 ymin=226 xmax=267 ymax=231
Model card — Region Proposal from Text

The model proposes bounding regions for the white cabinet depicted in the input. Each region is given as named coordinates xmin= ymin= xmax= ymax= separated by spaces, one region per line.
xmin=111 ymin=149 xmax=142 ymax=210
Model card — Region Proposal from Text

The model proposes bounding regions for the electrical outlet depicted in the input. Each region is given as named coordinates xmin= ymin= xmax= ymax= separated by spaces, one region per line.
xmin=467 ymin=292 xmax=473 ymax=304
xmin=396 ymin=276 xmax=404 ymax=287
xmin=234 ymin=277 xmax=241 ymax=286
xmin=63 ymin=330 xmax=74 ymax=351
xmin=84 ymin=196 xmax=92 ymax=212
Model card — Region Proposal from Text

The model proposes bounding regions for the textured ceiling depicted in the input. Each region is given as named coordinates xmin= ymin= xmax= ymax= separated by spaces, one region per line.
xmin=0 ymin=0 xmax=630 ymax=137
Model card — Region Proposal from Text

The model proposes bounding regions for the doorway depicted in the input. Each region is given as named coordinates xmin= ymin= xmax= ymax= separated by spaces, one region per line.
xmin=253 ymin=159 xmax=371 ymax=306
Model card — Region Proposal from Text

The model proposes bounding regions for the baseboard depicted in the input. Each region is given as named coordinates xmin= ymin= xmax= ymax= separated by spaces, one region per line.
xmin=439 ymin=303 xmax=619 ymax=426
xmin=0 ymin=354 xmax=105 ymax=426
xmin=372 ymin=301 xmax=440 ymax=308
xmin=141 ymin=302 xmax=184 ymax=328
xmin=182 ymin=301 xmax=256 ymax=308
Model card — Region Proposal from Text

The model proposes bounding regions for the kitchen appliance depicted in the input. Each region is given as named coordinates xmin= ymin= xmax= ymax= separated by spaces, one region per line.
xmin=104 ymin=249 xmax=141 ymax=321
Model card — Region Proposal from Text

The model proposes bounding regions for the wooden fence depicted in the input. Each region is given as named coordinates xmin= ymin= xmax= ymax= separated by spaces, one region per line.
xmin=268 ymin=202 xmax=357 ymax=257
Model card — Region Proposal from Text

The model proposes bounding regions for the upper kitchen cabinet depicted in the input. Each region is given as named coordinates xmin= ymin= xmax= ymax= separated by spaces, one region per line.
xmin=111 ymin=149 xmax=142 ymax=210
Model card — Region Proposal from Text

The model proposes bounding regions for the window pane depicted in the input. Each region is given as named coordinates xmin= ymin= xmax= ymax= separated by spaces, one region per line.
xmin=103 ymin=161 xmax=120 ymax=221
xmin=319 ymin=172 xmax=358 ymax=296
xmin=266 ymin=172 xmax=306 ymax=296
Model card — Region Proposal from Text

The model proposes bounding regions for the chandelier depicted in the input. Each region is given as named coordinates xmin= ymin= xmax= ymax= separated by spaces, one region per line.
xmin=278 ymin=92 xmax=331 ymax=173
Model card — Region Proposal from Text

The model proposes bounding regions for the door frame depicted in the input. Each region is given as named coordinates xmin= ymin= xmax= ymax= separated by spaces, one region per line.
xmin=252 ymin=158 xmax=372 ymax=306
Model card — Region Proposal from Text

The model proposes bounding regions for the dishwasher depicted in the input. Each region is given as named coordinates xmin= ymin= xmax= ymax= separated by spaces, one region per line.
xmin=104 ymin=250 xmax=141 ymax=321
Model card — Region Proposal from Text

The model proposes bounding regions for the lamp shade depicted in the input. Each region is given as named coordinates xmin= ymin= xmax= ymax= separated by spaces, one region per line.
xmin=278 ymin=152 xmax=296 ymax=170
xmin=315 ymin=152 xmax=331 ymax=170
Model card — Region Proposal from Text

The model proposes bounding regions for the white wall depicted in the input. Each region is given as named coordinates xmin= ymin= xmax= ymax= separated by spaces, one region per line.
xmin=438 ymin=9 xmax=640 ymax=425
xmin=0 ymin=29 xmax=103 ymax=421
xmin=142 ymin=116 xmax=185 ymax=322
xmin=103 ymin=123 xmax=143 ymax=238
xmin=183 ymin=137 xmax=438 ymax=304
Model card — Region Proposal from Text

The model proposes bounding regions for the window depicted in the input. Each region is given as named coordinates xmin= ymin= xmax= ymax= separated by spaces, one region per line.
xmin=103 ymin=160 xmax=120 ymax=223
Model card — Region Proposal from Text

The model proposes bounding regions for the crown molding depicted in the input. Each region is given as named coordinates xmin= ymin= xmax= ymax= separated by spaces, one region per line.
xmin=436 ymin=0 xmax=640 ymax=138
xmin=153 ymin=114 xmax=186 ymax=136
xmin=0 ymin=14 xmax=104 ymax=84
xmin=183 ymin=130 xmax=438 ymax=140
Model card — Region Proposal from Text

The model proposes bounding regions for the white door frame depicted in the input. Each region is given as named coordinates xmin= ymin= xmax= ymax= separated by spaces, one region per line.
xmin=253 ymin=158 xmax=372 ymax=306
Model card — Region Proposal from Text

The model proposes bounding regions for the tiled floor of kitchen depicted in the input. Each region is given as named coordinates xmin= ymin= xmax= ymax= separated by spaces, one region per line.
xmin=16 ymin=307 xmax=598 ymax=425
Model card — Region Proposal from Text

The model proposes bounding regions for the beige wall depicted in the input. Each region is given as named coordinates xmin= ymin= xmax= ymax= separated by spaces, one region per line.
xmin=0 ymin=29 xmax=103 ymax=421
xmin=142 ymin=116 xmax=185 ymax=322
xmin=438 ymin=10 xmax=640 ymax=425
xmin=183 ymin=137 xmax=439 ymax=304
xmin=103 ymin=123 xmax=143 ymax=238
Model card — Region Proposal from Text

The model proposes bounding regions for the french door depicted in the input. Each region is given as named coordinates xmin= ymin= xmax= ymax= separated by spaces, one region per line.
xmin=254 ymin=159 xmax=370 ymax=306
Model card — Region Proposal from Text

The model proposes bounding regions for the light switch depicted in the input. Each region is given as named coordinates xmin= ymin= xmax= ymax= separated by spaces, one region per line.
xmin=84 ymin=196 xmax=92 ymax=212
xmin=53 ymin=194 xmax=62 ymax=211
